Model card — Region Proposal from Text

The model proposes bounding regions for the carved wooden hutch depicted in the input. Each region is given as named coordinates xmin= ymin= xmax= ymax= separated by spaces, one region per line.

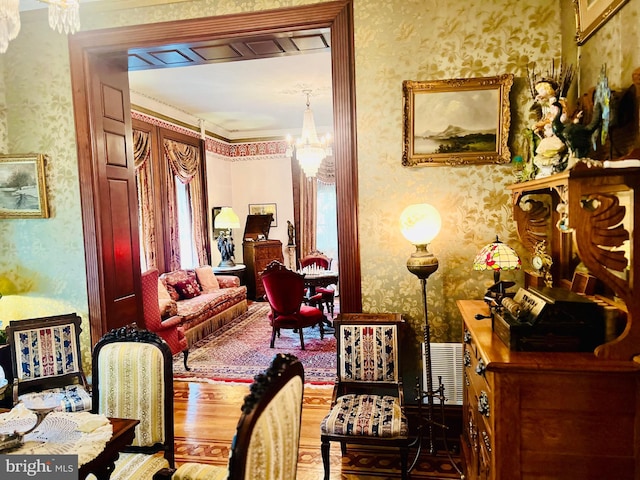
xmin=460 ymin=162 xmax=640 ymax=480
xmin=508 ymin=162 xmax=640 ymax=360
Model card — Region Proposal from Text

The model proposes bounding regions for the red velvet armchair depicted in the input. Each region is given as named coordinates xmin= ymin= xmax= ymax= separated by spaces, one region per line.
xmin=299 ymin=250 xmax=336 ymax=317
xmin=261 ymin=261 xmax=324 ymax=350
xmin=141 ymin=268 xmax=189 ymax=370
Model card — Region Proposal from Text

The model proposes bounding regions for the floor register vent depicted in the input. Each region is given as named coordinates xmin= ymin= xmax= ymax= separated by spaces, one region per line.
xmin=422 ymin=342 xmax=464 ymax=405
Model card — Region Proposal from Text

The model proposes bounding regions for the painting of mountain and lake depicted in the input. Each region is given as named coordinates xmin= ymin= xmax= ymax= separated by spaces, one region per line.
xmin=414 ymin=89 xmax=497 ymax=154
xmin=402 ymin=75 xmax=513 ymax=166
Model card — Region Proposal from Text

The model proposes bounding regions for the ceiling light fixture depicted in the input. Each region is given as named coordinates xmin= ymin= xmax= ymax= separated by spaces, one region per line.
xmin=0 ymin=0 xmax=20 ymax=54
xmin=42 ymin=0 xmax=81 ymax=35
xmin=0 ymin=0 xmax=80 ymax=54
xmin=286 ymin=90 xmax=331 ymax=178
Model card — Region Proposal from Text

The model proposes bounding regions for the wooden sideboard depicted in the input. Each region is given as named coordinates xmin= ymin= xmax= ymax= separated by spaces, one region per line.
xmin=458 ymin=299 xmax=640 ymax=480
xmin=243 ymin=240 xmax=283 ymax=300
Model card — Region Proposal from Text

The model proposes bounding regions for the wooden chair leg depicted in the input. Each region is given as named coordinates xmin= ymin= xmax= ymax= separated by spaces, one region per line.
xmin=183 ymin=349 xmax=190 ymax=371
xmin=299 ymin=329 xmax=305 ymax=350
xmin=400 ymin=446 xmax=409 ymax=480
xmin=321 ymin=440 xmax=330 ymax=480
xmin=270 ymin=327 xmax=277 ymax=348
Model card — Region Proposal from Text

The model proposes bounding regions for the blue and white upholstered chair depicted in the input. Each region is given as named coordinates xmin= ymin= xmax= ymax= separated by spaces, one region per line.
xmin=320 ymin=313 xmax=410 ymax=480
xmin=6 ymin=313 xmax=92 ymax=412
xmin=156 ymin=353 xmax=304 ymax=480
xmin=90 ymin=326 xmax=175 ymax=480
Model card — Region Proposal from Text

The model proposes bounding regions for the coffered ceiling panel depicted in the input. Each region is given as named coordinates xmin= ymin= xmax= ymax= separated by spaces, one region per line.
xmin=128 ymin=30 xmax=333 ymax=141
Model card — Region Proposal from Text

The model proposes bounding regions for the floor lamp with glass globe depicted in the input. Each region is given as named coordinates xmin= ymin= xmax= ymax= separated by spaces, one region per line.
xmin=400 ymin=204 xmax=463 ymax=477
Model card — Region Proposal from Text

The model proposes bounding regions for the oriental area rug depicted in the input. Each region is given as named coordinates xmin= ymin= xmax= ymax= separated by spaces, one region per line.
xmin=172 ymin=302 xmax=337 ymax=384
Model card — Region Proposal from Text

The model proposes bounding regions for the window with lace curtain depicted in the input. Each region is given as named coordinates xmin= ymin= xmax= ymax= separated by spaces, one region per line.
xmin=316 ymin=180 xmax=338 ymax=274
xmin=175 ymin=178 xmax=198 ymax=269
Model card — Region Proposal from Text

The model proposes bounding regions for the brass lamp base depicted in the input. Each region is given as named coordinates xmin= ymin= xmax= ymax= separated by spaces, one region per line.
xmin=406 ymin=244 xmax=439 ymax=280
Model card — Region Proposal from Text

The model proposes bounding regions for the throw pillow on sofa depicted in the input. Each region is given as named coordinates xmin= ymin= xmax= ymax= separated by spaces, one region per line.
xmin=158 ymin=279 xmax=178 ymax=318
xmin=161 ymin=279 xmax=180 ymax=302
xmin=161 ymin=269 xmax=196 ymax=301
xmin=174 ymin=277 xmax=202 ymax=299
xmin=195 ymin=265 xmax=220 ymax=293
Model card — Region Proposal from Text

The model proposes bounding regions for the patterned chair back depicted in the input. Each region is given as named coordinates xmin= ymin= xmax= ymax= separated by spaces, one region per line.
xmin=6 ymin=313 xmax=91 ymax=412
xmin=233 ymin=355 xmax=304 ymax=479
xmin=334 ymin=313 xmax=404 ymax=395
xmin=338 ymin=323 xmax=400 ymax=383
xmin=92 ymin=327 xmax=175 ymax=466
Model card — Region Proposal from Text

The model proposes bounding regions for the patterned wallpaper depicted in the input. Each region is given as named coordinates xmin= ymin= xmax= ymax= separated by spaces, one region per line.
xmin=1 ymin=0 xmax=637 ymax=379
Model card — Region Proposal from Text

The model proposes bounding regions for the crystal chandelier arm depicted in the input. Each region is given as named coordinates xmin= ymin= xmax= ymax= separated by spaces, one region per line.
xmin=38 ymin=0 xmax=81 ymax=35
xmin=0 ymin=0 xmax=21 ymax=54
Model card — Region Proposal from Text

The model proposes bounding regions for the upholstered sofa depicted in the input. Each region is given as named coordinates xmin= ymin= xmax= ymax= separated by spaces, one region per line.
xmin=158 ymin=266 xmax=248 ymax=347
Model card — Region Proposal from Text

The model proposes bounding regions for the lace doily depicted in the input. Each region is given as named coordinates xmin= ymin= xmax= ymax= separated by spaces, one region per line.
xmin=0 ymin=405 xmax=113 ymax=466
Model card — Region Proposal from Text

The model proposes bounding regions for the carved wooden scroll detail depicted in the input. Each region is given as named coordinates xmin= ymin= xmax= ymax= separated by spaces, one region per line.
xmin=512 ymin=196 xmax=550 ymax=253
xmin=571 ymin=184 xmax=638 ymax=360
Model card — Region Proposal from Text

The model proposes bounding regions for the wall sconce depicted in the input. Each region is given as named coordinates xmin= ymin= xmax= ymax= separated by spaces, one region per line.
xmin=214 ymin=207 xmax=240 ymax=267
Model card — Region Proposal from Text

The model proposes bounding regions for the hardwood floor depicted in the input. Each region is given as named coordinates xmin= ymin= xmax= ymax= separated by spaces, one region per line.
xmin=173 ymin=380 xmax=463 ymax=479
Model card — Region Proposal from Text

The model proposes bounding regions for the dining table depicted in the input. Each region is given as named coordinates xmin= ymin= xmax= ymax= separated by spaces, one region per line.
xmin=0 ymin=404 xmax=139 ymax=480
xmin=300 ymin=268 xmax=339 ymax=329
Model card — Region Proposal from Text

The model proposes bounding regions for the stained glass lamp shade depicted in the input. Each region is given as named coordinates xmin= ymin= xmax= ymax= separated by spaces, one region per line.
xmin=473 ymin=236 xmax=521 ymax=285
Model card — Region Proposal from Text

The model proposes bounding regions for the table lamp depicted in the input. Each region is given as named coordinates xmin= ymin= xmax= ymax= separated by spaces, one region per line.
xmin=215 ymin=207 xmax=240 ymax=267
xmin=473 ymin=235 xmax=521 ymax=301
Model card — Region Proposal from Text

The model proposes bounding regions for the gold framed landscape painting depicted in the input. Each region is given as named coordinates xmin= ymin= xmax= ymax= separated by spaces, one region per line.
xmin=0 ymin=154 xmax=49 ymax=219
xmin=574 ymin=0 xmax=629 ymax=45
xmin=402 ymin=74 xmax=513 ymax=167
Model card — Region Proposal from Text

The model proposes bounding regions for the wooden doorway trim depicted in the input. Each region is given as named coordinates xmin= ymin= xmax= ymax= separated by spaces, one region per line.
xmin=69 ymin=0 xmax=362 ymax=344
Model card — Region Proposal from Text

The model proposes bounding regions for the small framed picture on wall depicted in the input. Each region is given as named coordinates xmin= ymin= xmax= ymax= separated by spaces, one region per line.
xmin=248 ymin=203 xmax=277 ymax=227
xmin=212 ymin=207 xmax=224 ymax=238
xmin=0 ymin=153 xmax=50 ymax=219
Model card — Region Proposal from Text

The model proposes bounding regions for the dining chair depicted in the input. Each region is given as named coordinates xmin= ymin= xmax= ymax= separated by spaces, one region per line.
xmin=154 ymin=353 xmax=304 ymax=480
xmin=141 ymin=268 xmax=189 ymax=370
xmin=299 ymin=250 xmax=336 ymax=317
xmin=261 ymin=260 xmax=325 ymax=350
xmin=320 ymin=313 xmax=410 ymax=480
xmin=6 ymin=313 xmax=92 ymax=412
xmin=91 ymin=326 xmax=175 ymax=479
xmin=299 ymin=249 xmax=332 ymax=271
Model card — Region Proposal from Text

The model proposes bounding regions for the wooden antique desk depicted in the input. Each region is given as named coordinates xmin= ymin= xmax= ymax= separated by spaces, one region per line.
xmin=458 ymin=299 xmax=640 ymax=480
